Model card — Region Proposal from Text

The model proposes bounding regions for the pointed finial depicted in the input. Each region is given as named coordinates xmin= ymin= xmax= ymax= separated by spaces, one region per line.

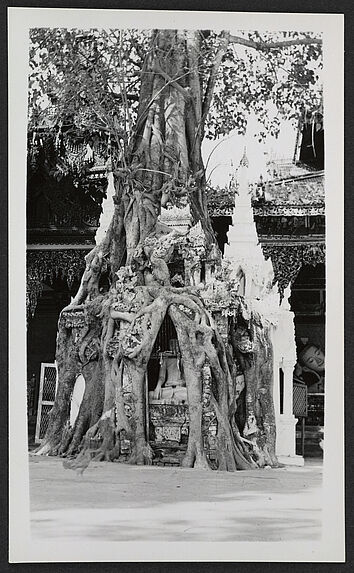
xmin=239 ymin=147 xmax=249 ymax=168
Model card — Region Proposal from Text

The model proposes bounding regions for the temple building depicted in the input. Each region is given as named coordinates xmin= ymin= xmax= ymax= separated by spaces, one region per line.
xmin=26 ymin=116 xmax=325 ymax=461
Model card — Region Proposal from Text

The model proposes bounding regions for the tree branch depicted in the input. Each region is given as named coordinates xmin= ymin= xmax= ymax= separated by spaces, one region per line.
xmin=229 ymin=35 xmax=322 ymax=50
xmin=152 ymin=61 xmax=192 ymax=102
xmin=201 ymin=31 xmax=230 ymax=131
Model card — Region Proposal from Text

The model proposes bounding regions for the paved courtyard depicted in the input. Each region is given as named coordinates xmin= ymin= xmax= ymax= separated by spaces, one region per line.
xmin=29 ymin=455 xmax=323 ymax=543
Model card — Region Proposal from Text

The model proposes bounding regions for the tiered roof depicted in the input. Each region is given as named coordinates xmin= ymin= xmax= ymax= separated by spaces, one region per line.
xmin=206 ymin=162 xmax=324 ymax=219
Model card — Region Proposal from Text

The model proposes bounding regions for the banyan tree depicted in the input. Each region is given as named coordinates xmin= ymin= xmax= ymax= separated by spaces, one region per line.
xmin=31 ymin=28 xmax=322 ymax=470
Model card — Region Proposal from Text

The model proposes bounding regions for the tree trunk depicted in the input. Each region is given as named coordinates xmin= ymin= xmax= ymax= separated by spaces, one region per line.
xmin=64 ymin=359 xmax=105 ymax=457
xmin=37 ymin=30 xmax=279 ymax=472
xmin=169 ymin=305 xmax=210 ymax=470
xmin=35 ymin=321 xmax=78 ymax=455
xmin=126 ymin=362 xmax=151 ymax=465
xmin=243 ymin=320 xmax=278 ymax=467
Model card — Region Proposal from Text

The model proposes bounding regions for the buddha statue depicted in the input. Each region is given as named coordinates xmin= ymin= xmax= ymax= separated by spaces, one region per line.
xmin=294 ymin=343 xmax=325 ymax=393
xmin=149 ymin=339 xmax=187 ymax=405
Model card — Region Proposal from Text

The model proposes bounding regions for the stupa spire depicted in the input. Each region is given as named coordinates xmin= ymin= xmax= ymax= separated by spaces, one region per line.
xmin=239 ymin=146 xmax=249 ymax=168
xmin=224 ymin=149 xmax=275 ymax=300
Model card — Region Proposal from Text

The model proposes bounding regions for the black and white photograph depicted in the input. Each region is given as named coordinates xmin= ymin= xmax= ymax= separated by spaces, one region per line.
xmin=8 ymin=8 xmax=344 ymax=563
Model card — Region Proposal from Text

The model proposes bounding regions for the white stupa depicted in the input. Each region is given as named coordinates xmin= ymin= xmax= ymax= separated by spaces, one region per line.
xmin=225 ymin=149 xmax=302 ymax=466
xmin=95 ymin=157 xmax=115 ymax=246
xmin=224 ymin=148 xmax=276 ymax=303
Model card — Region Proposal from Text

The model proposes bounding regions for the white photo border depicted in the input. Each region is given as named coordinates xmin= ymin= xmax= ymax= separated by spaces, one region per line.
xmin=8 ymin=7 xmax=344 ymax=563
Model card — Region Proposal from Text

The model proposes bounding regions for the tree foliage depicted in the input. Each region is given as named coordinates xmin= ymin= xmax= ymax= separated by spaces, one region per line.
xmin=29 ymin=28 xmax=322 ymax=146
xmin=29 ymin=29 xmax=147 ymax=145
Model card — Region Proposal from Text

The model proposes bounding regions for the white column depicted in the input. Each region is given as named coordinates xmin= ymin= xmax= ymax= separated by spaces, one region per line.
xmin=276 ymin=359 xmax=303 ymax=465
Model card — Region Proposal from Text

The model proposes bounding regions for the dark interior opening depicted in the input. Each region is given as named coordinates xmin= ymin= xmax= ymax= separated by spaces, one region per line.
xmin=279 ymin=368 xmax=284 ymax=415
xmin=299 ymin=120 xmax=324 ymax=170
xmin=210 ymin=216 xmax=232 ymax=253
xmin=147 ymin=314 xmax=178 ymax=392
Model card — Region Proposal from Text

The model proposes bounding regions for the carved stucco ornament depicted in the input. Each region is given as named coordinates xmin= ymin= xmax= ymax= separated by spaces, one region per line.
xmin=262 ymin=243 xmax=326 ymax=300
xmin=26 ymin=249 xmax=88 ymax=318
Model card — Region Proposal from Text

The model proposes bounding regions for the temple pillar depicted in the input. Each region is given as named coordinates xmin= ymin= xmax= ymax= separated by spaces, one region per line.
xmin=275 ymin=296 xmax=304 ymax=466
xmin=276 ymin=359 xmax=304 ymax=466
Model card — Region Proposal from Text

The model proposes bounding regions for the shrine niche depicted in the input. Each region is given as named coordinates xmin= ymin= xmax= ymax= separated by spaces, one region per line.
xmin=146 ymin=323 xmax=190 ymax=465
xmin=145 ymin=319 xmax=220 ymax=467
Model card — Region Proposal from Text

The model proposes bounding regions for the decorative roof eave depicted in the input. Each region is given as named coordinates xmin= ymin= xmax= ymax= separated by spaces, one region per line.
xmin=270 ymin=170 xmax=324 ymax=185
xmin=27 ymin=242 xmax=95 ymax=250
xmin=206 ymin=170 xmax=325 ymax=218
xmin=86 ymin=166 xmax=107 ymax=181
xmin=253 ymin=204 xmax=325 ymax=217
xmin=208 ymin=207 xmax=234 ymax=218
xmin=261 ymin=243 xmax=326 ymax=299
xmin=26 ymin=249 xmax=89 ymax=318
xmin=259 ymin=236 xmax=325 ymax=246
xmin=208 ymin=204 xmax=325 ymax=218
